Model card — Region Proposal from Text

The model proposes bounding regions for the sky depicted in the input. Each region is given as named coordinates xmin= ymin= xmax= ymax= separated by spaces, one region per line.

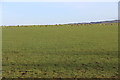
xmin=0 ymin=2 xmax=118 ymax=25
xmin=1 ymin=0 xmax=119 ymax=2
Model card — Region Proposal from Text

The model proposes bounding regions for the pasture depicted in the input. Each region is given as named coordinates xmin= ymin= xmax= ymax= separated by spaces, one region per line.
xmin=2 ymin=23 xmax=118 ymax=78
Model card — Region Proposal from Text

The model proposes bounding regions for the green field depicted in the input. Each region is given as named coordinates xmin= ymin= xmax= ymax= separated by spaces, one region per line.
xmin=2 ymin=23 xmax=118 ymax=78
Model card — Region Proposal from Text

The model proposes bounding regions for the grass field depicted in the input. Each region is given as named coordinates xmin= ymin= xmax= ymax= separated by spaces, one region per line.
xmin=2 ymin=23 xmax=118 ymax=78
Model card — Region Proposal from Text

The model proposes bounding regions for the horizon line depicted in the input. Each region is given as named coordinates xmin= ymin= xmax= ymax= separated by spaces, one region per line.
xmin=0 ymin=19 xmax=118 ymax=26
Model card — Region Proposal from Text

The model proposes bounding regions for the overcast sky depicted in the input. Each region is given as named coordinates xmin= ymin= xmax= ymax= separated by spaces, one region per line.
xmin=0 ymin=2 xmax=118 ymax=25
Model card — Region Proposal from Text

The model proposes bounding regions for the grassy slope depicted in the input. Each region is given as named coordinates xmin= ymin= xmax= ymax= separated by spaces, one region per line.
xmin=2 ymin=24 xmax=118 ymax=78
